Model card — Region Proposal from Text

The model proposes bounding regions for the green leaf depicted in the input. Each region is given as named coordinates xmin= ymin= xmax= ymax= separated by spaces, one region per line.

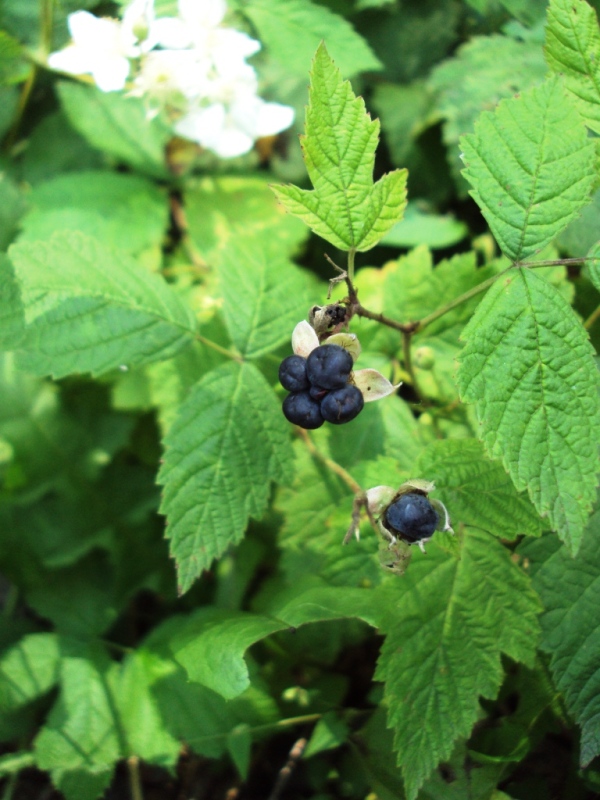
xmin=8 ymin=231 xmax=196 ymax=378
xmin=460 ymin=78 xmax=596 ymax=262
xmin=218 ymin=232 xmax=315 ymax=358
xmin=531 ymin=511 xmax=600 ymax=766
xmin=171 ymin=582 xmax=380 ymax=698
xmin=375 ymin=528 xmax=541 ymax=799
xmin=429 ymin=34 xmax=547 ymax=192
xmin=589 ymin=241 xmax=600 ymax=293
xmin=0 ymin=634 xmax=60 ymax=712
xmin=272 ymin=43 xmax=408 ymax=252
xmin=371 ymin=81 xmax=434 ymax=167
xmin=545 ymin=0 xmax=600 ymax=134
xmin=34 ymin=641 xmax=120 ymax=798
xmin=457 ymin=269 xmax=600 ymax=552
xmin=185 ymin=176 xmax=308 ymax=266
xmin=243 ymin=0 xmax=381 ymax=78
xmin=0 ymin=173 xmax=27 ymax=251
xmin=21 ymin=111 xmax=103 ymax=186
xmin=558 ymin=188 xmax=600 ymax=257
xmin=416 ymin=439 xmax=544 ymax=539
xmin=0 ymin=30 xmax=28 ymax=85
xmin=57 ymin=81 xmax=171 ymax=178
xmin=158 ymin=361 xmax=293 ymax=593
xmin=19 ymin=172 xmax=168 ymax=258
xmin=304 ymin=712 xmax=349 ymax=758
xmin=0 ymin=255 xmax=24 ymax=349
xmin=381 ymin=202 xmax=468 ymax=250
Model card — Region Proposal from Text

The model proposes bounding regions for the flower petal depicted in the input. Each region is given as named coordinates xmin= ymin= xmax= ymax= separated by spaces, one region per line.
xmin=325 ymin=333 xmax=361 ymax=362
xmin=292 ymin=320 xmax=319 ymax=357
xmin=255 ymin=100 xmax=294 ymax=137
xmin=352 ymin=369 xmax=400 ymax=402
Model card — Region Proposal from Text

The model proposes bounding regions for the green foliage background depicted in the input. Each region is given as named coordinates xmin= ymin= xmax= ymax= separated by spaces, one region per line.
xmin=1 ymin=1 xmax=600 ymax=799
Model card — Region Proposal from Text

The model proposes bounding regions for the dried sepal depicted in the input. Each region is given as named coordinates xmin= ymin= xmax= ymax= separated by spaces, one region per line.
xmin=352 ymin=369 xmax=401 ymax=402
xmin=292 ymin=320 xmax=319 ymax=357
xmin=325 ymin=332 xmax=361 ymax=361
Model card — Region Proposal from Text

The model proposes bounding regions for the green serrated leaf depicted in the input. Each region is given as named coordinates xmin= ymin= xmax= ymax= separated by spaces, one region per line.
xmin=0 ymin=30 xmax=28 ymax=85
xmin=218 ymin=232 xmax=315 ymax=358
xmin=461 ymin=77 xmax=596 ymax=262
xmin=159 ymin=361 xmax=293 ymax=593
xmin=545 ymin=0 xmax=600 ymax=134
xmin=375 ymin=528 xmax=541 ymax=799
xmin=56 ymin=81 xmax=171 ymax=178
xmin=34 ymin=641 xmax=120 ymax=788
xmin=243 ymin=0 xmax=381 ymax=77
xmin=185 ymin=176 xmax=308 ymax=266
xmin=457 ymin=269 xmax=600 ymax=552
xmin=171 ymin=582 xmax=380 ymax=698
xmin=529 ymin=511 xmax=600 ymax=766
xmin=430 ymin=34 xmax=547 ymax=192
xmin=0 ymin=634 xmax=59 ymax=713
xmin=19 ymin=172 xmax=168 ymax=257
xmin=8 ymin=231 xmax=196 ymax=378
xmin=416 ymin=438 xmax=544 ymax=539
xmin=272 ymin=43 xmax=407 ymax=252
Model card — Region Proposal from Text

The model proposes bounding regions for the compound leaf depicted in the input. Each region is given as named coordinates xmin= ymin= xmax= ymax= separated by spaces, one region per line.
xmin=461 ymin=77 xmax=596 ymax=262
xmin=8 ymin=231 xmax=196 ymax=378
xmin=457 ymin=269 xmax=600 ymax=553
xmin=272 ymin=43 xmax=407 ymax=252
xmin=375 ymin=528 xmax=541 ymax=799
xmin=417 ymin=438 xmax=544 ymax=538
xmin=545 ymin=0 xmax=600 ymax=134
xmin=159 ymin=362 xmax=293 ymax=593
xmin=530 ymin=509 xmax=600 ymax=765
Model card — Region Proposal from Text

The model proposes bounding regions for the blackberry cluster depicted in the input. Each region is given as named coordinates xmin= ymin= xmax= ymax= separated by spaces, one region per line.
xmin=279 ymin=344 xmax=364 ymax=429
xmin=383 ymin=493 xmax=439 ymax=544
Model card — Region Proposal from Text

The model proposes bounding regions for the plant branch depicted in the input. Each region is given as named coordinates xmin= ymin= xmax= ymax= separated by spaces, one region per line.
xmin=402 ymin=329 xmax=425 ymax=404
xmin=267 ymin=737 xmax=308 ymax=800
xmin=196 ymin=334 xmax=243 ymax=362
xmin=169 ymin=194 xmax=209 ymax=274
xmin=127 ymin=756 xmax=144 ymax=800
xmin=584 ymin=304 xmax=600 ymax=331
xmin=297 ymin=428 xmax=362 ymax=495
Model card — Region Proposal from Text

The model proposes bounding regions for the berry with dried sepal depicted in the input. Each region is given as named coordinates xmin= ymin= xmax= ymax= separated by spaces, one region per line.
xmin=383 ymin=492 xmax=439 ymax=543
xmin=321 ymin=384 xmax=364 ymax=424
xmin=279 ymin=355 xmax=310 ymax=392
xmin=306 ymin=344 xmax=353 ymax=390
xmin=282 ymin=391 xmax=324 ymax=429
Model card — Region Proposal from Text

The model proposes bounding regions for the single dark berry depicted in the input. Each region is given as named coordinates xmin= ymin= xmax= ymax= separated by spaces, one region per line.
xmin=282 ymin=391 xmax=324 ymax=429
xmin=383 ymin=493 xmax=439 ymax=543
xmin=306 ymin=344 xmax=353 ymax=390
xmin=320 ymin=384 xmax=364 ymax=424
xmin=279 ymin=355 xmax=310 ymax=392
xmin=309 ymin=385 xmax=328 ymax=401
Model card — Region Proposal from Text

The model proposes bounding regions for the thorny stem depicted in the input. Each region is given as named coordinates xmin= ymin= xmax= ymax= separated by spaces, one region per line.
xmin=297 ymin=428 xmax=362 ymax=495
xmin=127 ymin=756 xmax=144 ymax=800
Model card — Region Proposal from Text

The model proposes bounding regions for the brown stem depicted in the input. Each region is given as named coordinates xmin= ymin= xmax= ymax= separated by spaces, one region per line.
xmin=402 ymin=329 xmax=425 ymax=404
xmin=297 ymin=428 xmax=362 ymax=495
xmin=127 ymin=756 xmax=144 ymax=800
xmin=169 ymin=194 xmax=209 ymax=273
xmin=267 ymin=738 xmax=308 ymax=800
xmin=584 ymin=304 xmax=600 ymax=331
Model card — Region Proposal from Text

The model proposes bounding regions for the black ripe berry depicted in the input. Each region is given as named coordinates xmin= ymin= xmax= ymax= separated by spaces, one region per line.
xmin=279 ymin=355 xmax=310 ymax=392
xmin=383 ymin=493 xmax=439 ymax=543
xmin=306 ymin=344 xmax=353 ymax=390
xmin=282 ymin=392 xmax=324 ymax=429
xmin=321 ymin=384 xmax=364 ymax=424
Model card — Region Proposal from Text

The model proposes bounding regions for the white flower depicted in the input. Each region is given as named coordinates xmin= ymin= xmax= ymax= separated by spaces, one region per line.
xmin=122 ymin=0 xmax=157 ymax=53
xmin=131 ymin=49 xmax=209 ymax=114
xmin=48 ymin=10 xmax=138 ymax=92
xmin=291 ymin=321 xmax=400 ymax=402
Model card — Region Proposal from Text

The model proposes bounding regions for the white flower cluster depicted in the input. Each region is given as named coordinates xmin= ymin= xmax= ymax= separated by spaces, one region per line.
xmin=47 ymin=0 xmax=294 ymax=158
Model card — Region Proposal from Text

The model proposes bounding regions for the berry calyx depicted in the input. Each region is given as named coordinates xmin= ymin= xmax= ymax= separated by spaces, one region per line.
xmin=383 ymin=493 xmax=439 ymax=543
xmin=282 ymin=392 xmax=324 ymax=429
xmin=279 ymin=355 xmax=310 ymax=392
xmin=306 ymin=344 xmax=353 ymax=390
xmin=321 ymin=384 xmax=364 ymax=424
